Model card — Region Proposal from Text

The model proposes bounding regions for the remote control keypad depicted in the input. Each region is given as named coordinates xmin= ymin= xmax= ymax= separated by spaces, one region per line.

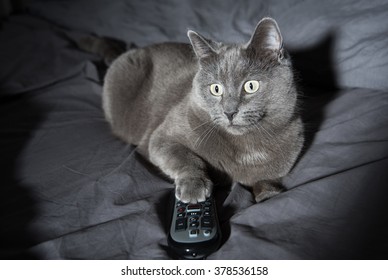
xmin=174 ymin=198 xmax=214 ymax=238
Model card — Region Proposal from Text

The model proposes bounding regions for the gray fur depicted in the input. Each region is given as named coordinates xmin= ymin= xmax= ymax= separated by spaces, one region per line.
xmin=103 ymin=18 xmax=304 ymax=203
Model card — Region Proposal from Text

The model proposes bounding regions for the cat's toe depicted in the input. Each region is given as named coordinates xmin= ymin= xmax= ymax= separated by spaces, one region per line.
xmin=175 ymin=177 xmax=213 ymax=204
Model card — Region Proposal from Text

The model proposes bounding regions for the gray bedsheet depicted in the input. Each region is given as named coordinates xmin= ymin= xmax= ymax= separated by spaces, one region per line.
xmin=0 ymin=0 xmax=387 ymax=259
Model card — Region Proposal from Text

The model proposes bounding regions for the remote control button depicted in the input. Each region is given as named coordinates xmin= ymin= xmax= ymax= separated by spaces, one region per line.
xmin=177 ymin=212 xmax=185 ymax=218
xmin=177 ymin=207 xmax=186 ymax=214
xmin=203 ymin=206 xmax=211 ymax=211
xmin=201 ymin=217 xmax=213 ymax=229
xmin=189 ymin=217 xmax=198 ymax=222
xmin=189 ymin=229 xmax=199 ymax=238
xmin=189 ymin=221 xmax=199 ymax=228
xmin=175 ymin=218 xmax=187 ymax=231
xmin=204 ymin=200 xmax=212 ymax=206
xmin=187 ymin=211 xmax=201 ymax=217
xmin=203 ymin=211 xmax=211 ymax=217
xmin=203 ymin=230 xmax=212 ymax=237
xmin=187 ymin=204 xmax=201 ymax=212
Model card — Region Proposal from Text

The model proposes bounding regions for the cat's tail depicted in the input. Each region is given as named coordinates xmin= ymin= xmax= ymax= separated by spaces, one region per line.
xmin=66 ymin=32 xmax=134 ymax=65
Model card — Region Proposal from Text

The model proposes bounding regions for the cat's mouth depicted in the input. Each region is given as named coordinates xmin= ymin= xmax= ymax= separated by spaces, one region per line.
xmin=225 ymin=123 xmax=250 ymax=135
xmin=224 ymin=114 xmax=266 ymax=135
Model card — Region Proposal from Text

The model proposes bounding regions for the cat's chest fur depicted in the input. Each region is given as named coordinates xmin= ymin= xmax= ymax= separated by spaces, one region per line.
xmin=186 ymin=123 xmax=278 ymax=185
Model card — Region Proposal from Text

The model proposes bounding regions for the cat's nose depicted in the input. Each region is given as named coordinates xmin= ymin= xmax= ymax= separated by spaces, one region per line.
xmin=224 ymin=110 xmax=238 ymax=122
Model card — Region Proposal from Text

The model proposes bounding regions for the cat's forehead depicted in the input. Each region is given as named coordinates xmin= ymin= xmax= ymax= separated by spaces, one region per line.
xmin=214 ymin=46 xmax=256 ymax=78
xmin=218 ymin=46 xmax=247 ymax=66
xmin=199 ymin=43 xmax=278 ymax=83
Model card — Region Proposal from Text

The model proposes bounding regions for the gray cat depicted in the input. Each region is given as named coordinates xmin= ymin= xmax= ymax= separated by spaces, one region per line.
xmin=102 ymin=17 xmax=304 ymax=203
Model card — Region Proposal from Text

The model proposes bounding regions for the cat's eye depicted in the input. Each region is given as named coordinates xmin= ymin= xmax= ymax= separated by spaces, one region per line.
xmin=244 ymin=80 xmax=260 ymax=94
xmin=210 ymin=84 xmax=224 ymax=96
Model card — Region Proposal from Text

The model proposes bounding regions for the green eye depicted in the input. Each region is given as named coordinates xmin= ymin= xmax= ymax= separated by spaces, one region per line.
xmin=210 ymin=84 xmax=223 ymax=96
xmin=244 ymin=80 xmax=260 ymax=94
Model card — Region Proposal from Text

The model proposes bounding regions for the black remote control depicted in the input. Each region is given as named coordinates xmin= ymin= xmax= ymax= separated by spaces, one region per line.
xmin=167 ymin=195 xmax=222 ymax=259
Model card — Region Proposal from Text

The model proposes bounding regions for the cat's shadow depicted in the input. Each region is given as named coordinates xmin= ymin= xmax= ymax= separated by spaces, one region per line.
xmin=289 ymin=32 xmax=339 ymax=157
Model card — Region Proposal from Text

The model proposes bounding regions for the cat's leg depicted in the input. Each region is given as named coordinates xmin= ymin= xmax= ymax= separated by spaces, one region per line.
xmin=252 ymin=179 xmax=285 ymax=203
xmin=149 ymin=139 xmax=212 ymax=204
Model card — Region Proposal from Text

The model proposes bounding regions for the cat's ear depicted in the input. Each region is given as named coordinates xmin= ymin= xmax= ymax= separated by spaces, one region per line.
xmin=246 ymin=17 xmax=283 ymax=53
xmin=188 ymin=30 xmax=217 ymax=59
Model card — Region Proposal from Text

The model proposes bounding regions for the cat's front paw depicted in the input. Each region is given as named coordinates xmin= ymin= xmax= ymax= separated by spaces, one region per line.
xmin=175 ymin=177 xmax=213 ymax=204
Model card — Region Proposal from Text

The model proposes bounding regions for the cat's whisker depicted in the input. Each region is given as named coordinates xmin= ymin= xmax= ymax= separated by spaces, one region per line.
xmin=191 ymin=120 xmax=212 ymax=131
xmin=202 ymin=124 xmax=218 ymax=148
xmin=253 ymin=122 xmax=273 ymax=142
xmin=195 ymin=123 xmax=218 ymax=149
xmin=253 ymin=122 xmax=288 ymax=163
xmin=194 ymin=124 xmax=214 ymax=149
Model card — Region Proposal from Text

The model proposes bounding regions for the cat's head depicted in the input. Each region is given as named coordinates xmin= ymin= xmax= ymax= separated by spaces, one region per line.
xmin=188 ymin=18 xmax=297 ymax=135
